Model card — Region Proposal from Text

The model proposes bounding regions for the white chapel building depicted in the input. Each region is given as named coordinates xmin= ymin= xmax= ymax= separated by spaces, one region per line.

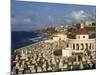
xmin=67 ymin=23 xmax=95 ymax=53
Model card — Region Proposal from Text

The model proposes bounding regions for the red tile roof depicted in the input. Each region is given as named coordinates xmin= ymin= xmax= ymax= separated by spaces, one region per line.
xmin=76 ymin=27 xmax=88 ymax=35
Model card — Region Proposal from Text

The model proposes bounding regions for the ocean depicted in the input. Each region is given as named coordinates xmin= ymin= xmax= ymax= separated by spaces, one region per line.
xmin=11 ymin=31 xmax=48 ymax=54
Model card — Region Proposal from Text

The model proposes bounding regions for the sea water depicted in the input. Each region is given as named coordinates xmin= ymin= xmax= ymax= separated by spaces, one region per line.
xmin=11 ymin=31 xmax=48 ymax=54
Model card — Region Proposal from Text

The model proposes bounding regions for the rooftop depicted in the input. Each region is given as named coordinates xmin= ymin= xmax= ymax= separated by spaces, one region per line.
xmin=76 ymin=23 xmax=88 ymax=35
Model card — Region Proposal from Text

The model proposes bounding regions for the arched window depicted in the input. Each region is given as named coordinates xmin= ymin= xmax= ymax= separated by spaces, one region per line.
xmin=78 ymin=36 xmax=80 ymax=39
xmin=85 ymin=43 xmax=88 ymax=50
xmin=76 ymin=43 xmax=79 ymax=50
xmin=89 ymin=43 xmax=92 ymax=49
xmin=80 ymin=43 xmax=84 ymax=50
xmin=73 ymin=43 xmax=75 ymax=50
xmin=92 ymin=43 xmax=94 ymax=49
xmin=59 ymin=38 xmax=61 ymax=40
xmin=66 ymin=43 xmax=69 ymax=47
xmin=83 ymin=36 xmax=85 ymax=38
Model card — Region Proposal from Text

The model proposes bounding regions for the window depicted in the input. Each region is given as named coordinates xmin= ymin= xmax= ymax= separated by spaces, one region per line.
xmin=67 ymin=44 xmax=69 ymax=47
xmin=83 ymin=36 xmax=85 ymax=38
xmin=81 ymin=43 xmax=84 ymax=50
xmin=78 ymin=36 xmax=80 ymax=39
xmin=73 ymin=44 xmax=75 ymax=50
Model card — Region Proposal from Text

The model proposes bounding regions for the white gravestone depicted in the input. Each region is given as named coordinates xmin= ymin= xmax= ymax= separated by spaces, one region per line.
xmin=62 ymin=48 xmax=72 ymax=57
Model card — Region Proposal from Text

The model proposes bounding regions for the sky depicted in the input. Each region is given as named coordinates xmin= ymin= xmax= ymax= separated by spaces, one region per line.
xmin=11 ymin=0 xmax=96 ymax=31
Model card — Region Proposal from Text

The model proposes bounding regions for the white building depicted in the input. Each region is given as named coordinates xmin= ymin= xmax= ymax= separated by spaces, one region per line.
xmin=44 ymin=34 xmax=67 ymax=43
xmin=67 ymin=23 xmax=95 ymax=53
xmin=61 ymin=23 xmax=95 ymax=58
xmin=45 ymin=23 xmax=95 ymax=58
xmin=85 ymin=21 xmax=96 ymax=27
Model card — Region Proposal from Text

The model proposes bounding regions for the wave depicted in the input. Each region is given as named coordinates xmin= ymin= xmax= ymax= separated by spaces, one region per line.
xmin=12 ymin=31 xmax=48 ymax=53
xmin=28 ymin=35 xmax=48 ymax=42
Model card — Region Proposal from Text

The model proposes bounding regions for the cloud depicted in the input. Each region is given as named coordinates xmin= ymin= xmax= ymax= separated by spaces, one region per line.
xmin=23 ymin=18 xmax=32 ymax=23
xmin=48 ymin=15 xmax=56 ymax=23
xmin=70 ymin=10 xmax=88 ymax=21
xmin=11 ymin=17 xmax=16 ymax=24
xmin=65 ymin=10 xmax=95 ymax=23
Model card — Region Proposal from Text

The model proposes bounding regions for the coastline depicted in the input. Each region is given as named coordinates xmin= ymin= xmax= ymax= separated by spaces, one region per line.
xmin=11 ymin=31 xmax=49 ymax=55
xmin=11 ymin=24 xmax=96 ymax=74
